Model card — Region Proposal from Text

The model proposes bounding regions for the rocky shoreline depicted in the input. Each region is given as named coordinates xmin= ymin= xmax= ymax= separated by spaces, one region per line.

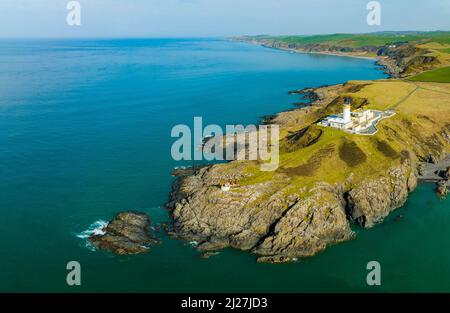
xmin=233 ymin=37 xmax=440 ymax=78
xmin=167 ymin=154 xmax=427 ymax=262
xmin=418 ymin=155 xmax=450 ymax=196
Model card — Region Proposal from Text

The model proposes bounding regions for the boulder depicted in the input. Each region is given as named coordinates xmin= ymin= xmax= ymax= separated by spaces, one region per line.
xmin=436 ymin=180 xmax=448 ymax=197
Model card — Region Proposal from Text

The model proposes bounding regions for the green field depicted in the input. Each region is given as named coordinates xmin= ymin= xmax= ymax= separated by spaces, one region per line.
xmin=248 ymin=31 xmax=450 ymax=48
xmin=409 ymin=66 xmax=450 ymax=83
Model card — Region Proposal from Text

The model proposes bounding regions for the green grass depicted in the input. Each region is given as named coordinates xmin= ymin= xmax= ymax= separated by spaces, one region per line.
xmin=409 ymin=66 xmax=450 ymax=83
xmin=247 ymin=31 xmax=450 ymax=48
xmin=281 ymin=144 xmax=335 ymax=177
xmin=374 ymin=139 xmax=400 ymax=159
xmin=338 ymin=140 xmax=367 ymax=167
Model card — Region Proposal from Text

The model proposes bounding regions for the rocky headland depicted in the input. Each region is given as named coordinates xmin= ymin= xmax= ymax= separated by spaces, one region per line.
xmin=167 ymin=77 xmax=450 ymax=262
xmin=165 ymin=34 xmax=450 ymax=263
xmin=167 ymin=155 xmax=422 ymax=262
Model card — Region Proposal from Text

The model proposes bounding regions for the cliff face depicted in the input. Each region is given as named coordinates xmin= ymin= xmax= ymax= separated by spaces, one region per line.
xmin=346 ymin=160 xmax=417 ymax=228
xmin=376 ymin=44 xmax=439 ymax=77
xmin=257 ymin=40 xmax=379 ymax=55
xmin=167 ymin=158 xmax=418 ymax=262
xmin=252 ymin=183 xmax=354 ymax=261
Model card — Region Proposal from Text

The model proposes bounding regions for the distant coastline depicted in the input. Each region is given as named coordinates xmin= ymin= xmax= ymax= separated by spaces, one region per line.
xmin=234 ymin=38 xmax=378 ymax=61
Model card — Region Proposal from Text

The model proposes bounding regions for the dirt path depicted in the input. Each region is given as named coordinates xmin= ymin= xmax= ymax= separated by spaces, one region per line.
xmin=388 ymin=82 xmax=420 ymax=110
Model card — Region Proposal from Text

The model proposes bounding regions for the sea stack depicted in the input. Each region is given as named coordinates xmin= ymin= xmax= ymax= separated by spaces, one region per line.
xmin=89 ymin=211 xmax=157 ymax=255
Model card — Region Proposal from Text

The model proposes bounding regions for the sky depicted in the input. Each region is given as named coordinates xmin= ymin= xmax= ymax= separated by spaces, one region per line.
xmin=1 ymin=0 xmax=449 ymax=38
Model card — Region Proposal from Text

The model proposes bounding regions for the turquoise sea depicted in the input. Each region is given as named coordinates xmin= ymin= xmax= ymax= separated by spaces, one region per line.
xmin=0 ymin=39 xmax=448 ymax=292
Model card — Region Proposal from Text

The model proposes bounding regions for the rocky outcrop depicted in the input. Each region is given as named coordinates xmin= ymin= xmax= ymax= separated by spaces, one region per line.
xmin=377 ymin=44 xmax=439 ymax=77
xmin=346 ymin=160 xmax=417 ymax=228
xmin=89 ymin=212 xmax=157 ymax=255
xmin=253 ymin=184 xmax=354 ymax=260
xmin=436 ymin=180 xmax=448 ymax=197
xmin=417 ymin=154 xmax=450 ymax=183
xmin=168 ymin=164 xmax=292 ymax=252
xmin=167 ymin=158 xmax=417 ymax=262
xmin=288 ymin=87 xmax=321 ymax=103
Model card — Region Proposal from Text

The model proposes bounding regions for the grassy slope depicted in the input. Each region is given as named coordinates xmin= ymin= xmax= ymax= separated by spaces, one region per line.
xmin=239 ymin=80 xmax=450 ymax=189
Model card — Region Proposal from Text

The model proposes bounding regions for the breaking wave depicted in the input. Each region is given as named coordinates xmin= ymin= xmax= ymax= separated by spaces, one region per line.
xmin=76 ymin=220 xmax=108 ymax=251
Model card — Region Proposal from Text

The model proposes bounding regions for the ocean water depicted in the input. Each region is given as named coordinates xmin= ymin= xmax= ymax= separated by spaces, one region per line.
xmin=0 ymin=38 xmax=448 ymax=292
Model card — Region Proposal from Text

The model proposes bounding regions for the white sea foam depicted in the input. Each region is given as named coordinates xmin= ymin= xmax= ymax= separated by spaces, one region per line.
xmin=189 ymin=240 xmax=198 ymax=247
xmin=76 ymin=220 xmax=108 ymax=251
xmin=76 ymin=220 xmax=108 ymax=238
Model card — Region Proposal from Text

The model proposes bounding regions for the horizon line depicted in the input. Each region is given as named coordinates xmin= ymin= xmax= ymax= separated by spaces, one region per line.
xmin=0 ymin=30 xmax=449 ymax=41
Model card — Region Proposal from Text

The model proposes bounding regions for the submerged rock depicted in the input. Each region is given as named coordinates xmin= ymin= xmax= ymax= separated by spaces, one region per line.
xmin=197 ymin=239 xmax=229 ymax=252
xmin=395 ymin=214 xmax=404 ymax=222
xmin=200 ymin=251 xmax=220 ymax=259
xmin=89 ymin=211 xmax=156 ymax=255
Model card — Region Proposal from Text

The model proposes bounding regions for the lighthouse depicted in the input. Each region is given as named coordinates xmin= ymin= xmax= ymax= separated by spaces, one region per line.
xmin=343 ymin=99 xmax=351 ymax=123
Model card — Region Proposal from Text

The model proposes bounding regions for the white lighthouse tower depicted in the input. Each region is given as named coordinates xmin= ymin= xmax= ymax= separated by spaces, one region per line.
xmin=343 ymin=99 xmax=351 ymax=123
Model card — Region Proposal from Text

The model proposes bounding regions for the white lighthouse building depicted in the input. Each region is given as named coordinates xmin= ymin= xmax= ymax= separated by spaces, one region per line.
xmin=319 ymin=100 xmax=353 ymax=130
xmin=343 ymin=103 xmax=351 ymax=123
xmin=319 ymin=98 xmax=386 ymax=134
